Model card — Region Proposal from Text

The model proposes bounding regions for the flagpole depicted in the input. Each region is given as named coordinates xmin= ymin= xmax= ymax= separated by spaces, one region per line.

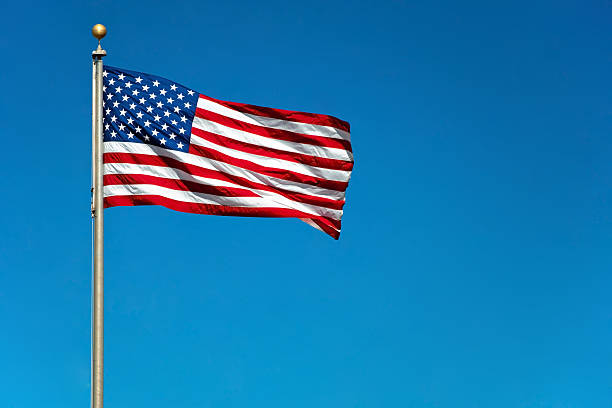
xmin=91 ymin=23 xmax=107 ymax=408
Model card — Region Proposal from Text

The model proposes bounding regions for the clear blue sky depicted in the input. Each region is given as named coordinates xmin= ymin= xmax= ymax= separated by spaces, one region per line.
xmin=0 ymin=0 xmax=610 ymax=407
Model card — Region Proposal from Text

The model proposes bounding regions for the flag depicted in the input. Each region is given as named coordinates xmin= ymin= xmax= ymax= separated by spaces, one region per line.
xmin=102 ymin=66 xmax=353 ymax=239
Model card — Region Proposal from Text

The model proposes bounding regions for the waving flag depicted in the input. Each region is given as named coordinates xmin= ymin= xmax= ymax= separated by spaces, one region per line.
xmin=102 ymin=66 xmax=353 ymax=238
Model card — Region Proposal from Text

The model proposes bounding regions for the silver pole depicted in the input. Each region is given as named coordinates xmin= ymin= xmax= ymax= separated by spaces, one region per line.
xmin=91 ymin=23 xmax=107 ymax=408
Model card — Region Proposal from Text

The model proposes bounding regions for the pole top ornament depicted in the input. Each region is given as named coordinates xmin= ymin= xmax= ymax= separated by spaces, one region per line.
xmin=92 ymin=24 xmax=107 ymax=41
xmin=92 ymin=24 xmax=107 ymax=57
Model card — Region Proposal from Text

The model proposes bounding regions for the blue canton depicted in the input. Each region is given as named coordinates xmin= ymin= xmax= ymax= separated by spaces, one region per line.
xmin=102 ymin=66 xmax=199 ymax=152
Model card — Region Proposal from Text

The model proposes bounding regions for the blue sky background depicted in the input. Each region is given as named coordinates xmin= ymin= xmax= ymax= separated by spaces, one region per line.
xmin=0 ymin=0 xmax=610 ymax=407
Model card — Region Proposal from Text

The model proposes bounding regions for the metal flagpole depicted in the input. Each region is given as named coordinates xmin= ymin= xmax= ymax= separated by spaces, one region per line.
xmin=91 ymin=23 xmax=107 ymax=408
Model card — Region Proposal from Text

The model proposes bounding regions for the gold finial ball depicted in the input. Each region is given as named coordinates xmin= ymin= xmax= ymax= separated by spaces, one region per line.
xmin=92 ymin=24 xmax=107 ymax=40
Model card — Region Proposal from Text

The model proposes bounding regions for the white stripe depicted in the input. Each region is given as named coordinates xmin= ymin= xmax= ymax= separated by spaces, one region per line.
xmin=104 ymin=142 xmax=346 ymax=200
xmin=192 ymin=116 xmax=353 ymax=162
xmin=104 ymin=184 xmax=337 ymax=221
xmin=190 ymin=134 xmax=350 ymax=182
xmin=104 ymin=162 xmax=343 ymax=220
xmin=105 ymin=183 xmax=263 ymax=207
xmin=197 ymin=97 xmax=350 ymax=141
xmin=300 ymin=218 xmax=339 ymax=234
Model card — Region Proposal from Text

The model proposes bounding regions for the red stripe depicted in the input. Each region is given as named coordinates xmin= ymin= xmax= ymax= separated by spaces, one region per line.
xmin=191 ymin=126 xmax=354 ymax=171
xmin=104 ymin=195 xmax=341 ymax=239
xmin=198 ymin=94 xmax=350 ymax=133
xmin=104 ymin=173 xmax=260 ymax=198
xmin=187 ymin=143 xmax=349 ymax=192
xmin=308 ymin=218 xmax=341 ymax=240
xmin=194 ymin=108 xmax=353 ymax=152
xmin=104 ymin=152 xmax=346 ymax=210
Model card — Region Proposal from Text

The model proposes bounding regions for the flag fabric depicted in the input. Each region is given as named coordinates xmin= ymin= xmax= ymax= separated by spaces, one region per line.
xmin=102 ymin=66 xmax=353 ymax=239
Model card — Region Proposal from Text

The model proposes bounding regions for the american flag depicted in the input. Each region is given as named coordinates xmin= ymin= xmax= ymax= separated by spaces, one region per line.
xmin=102 ymin=66 xmax=353 ymax=239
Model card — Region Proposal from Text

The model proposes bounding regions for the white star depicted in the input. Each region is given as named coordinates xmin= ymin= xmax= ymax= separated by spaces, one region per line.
xmin=110 ymin=130 xmax=117 ymax=138
xmin=159 ymin=89 xmax=167 ymax=96
xmin=135 ymin=126 xmax=142 ymax=133
xmin=179 ymin=127 xmax=186 ymax=134
xmin=118 ymin=73 xmax=125 ymax=80
xmin=144 ymin=120 xmax=151 ymax=127
xmin=135 ymin=76 xmax=143 ymax=83
xmin=173 ymin=106 xmax=180 ymax=113
xmin=170 ymin=84 xmax=177 ymax=91
xmin=106 ymin=93 xmax=113 ymax=100
xmin=180 ymin=116 xmax=187 ymax=123
xmin=156 ymin=101 xmax=163 ymax=108
xmin=127 ymin=117 xmax=134 ymax=125
xmin=184 ymin=102 xmax=191 ymax=108
xmin=112 ymin=101 xmax=119 ymax=108
xmin=115 ymin=86 xmax=122 ymax=93
xmin=144 ymin=135 xmax=150 ymax=141
xmin=111 ymin=115 xmax=117 ymax=123
xmin=103 ymin=71 xmax=108 ymax=77
xmin=149 ymin=93 xmax=156 ymax=100
xmin=132 ymin=89 xmax=139 ymax=96
xmin=136 ymin=111 xmax=144 ymax=119
xmin=105 ymin=108 xmax=111 ymax=115
xmin=103 ymin=86 xmax=106 ymax=92
xmin=127 ymin=132 xmax=134 ymax=139
xmin=125 ymin=82 xmax=132 ymax=88
xmin=108 ymin=78 xmax=115 ymax=85
xmin=146 ymin=106 xmax=154 ymax=113
xmin=161 ymin=123 xmax=169 ymax=131
xmin=154 ymin=114 xmax=161 ymax=122
xmin=118 ymin=123 xmax=126 ymax=131
xmin=177 ymin=93 xmax=184 ymax=100
xmin=129 ymin=102 xmax=136 ymax=110
xmin=163 ymin=110 xmax=171 ymax=117
xmin=160 ymin=138 xmax=166 ymax=145
xmin=119 ymin=108 xmax=127 ymax=116
xmin=171 ymin=119 xmax=178 ymax=126
xmin=104 ymin=123 xmax=110 ymax=130
xmin=187 ymin=90 xmax=194 ymax=96
xmin=139 ymin=97 xmax=146 ymax=104
xmin=152 ymin=129 xmax=159 ymax=136
xmin=169 ymin=133 xmax=176 ymax=140
xmin=122 ymin=95 xmax=129 ymax=101
xmin=177 ymin=142 xmax=184 ymax=149
xmin=167 ymin=97 xmax=174 ymax=104
xmin=142 ymin=85 xmax=150 ymax=92
xmin=152 ymin=80 xmax=160 ymax=87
